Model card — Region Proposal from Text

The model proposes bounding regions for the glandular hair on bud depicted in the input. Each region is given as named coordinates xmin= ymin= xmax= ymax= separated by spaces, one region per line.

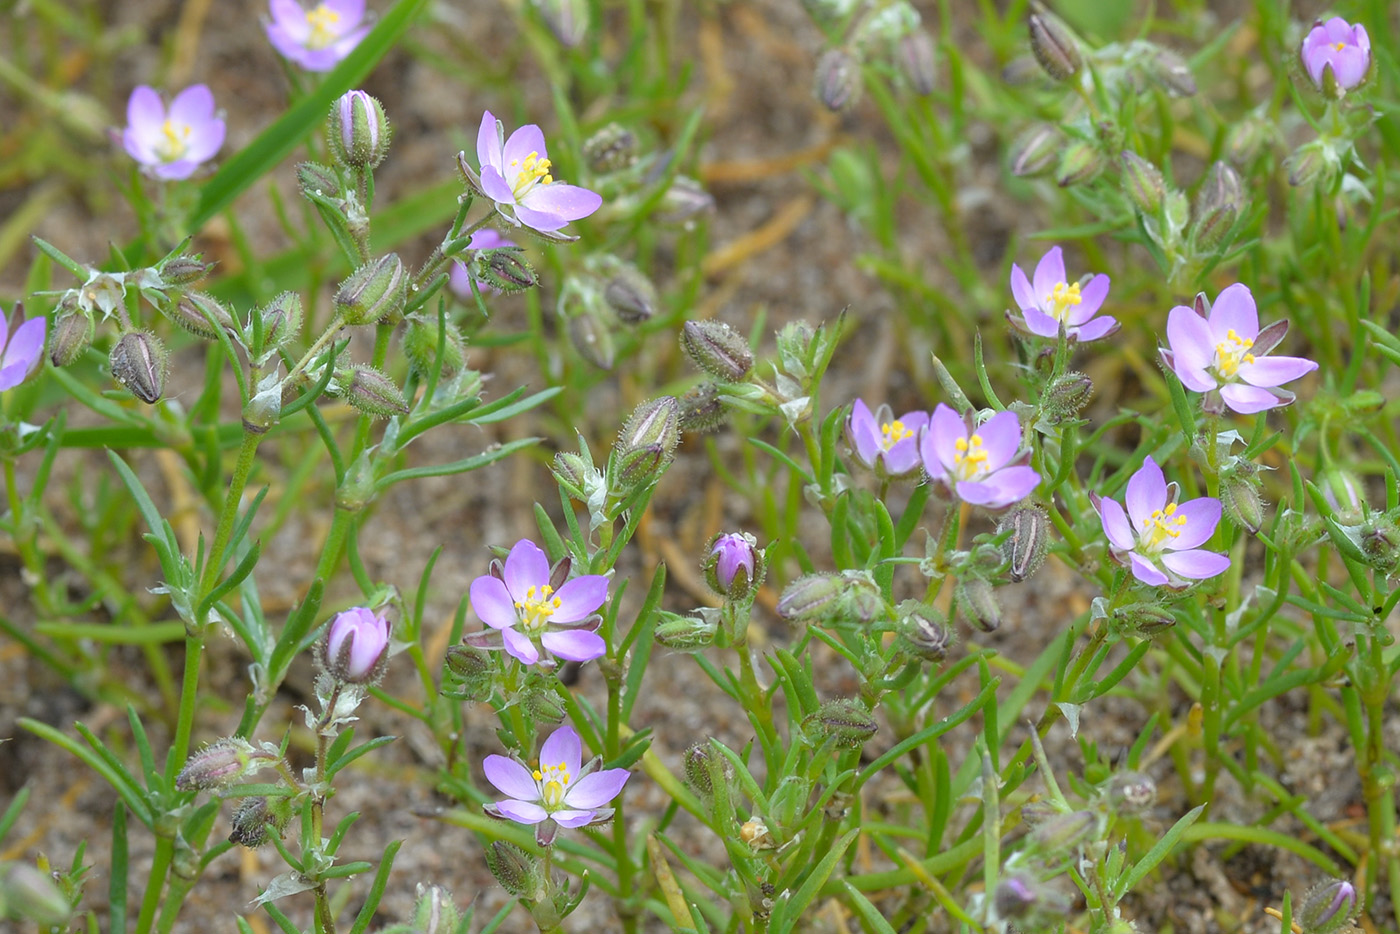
xmin=654 ymin=611 xmax=719 ymax=651
xmin=297 ymin=161 xmax=343 ymax=201
xmin=410 ymin=884 xmax=464 ymax=934
xmin=566 ymin=306 xmax=616 ymax=370
xmin=228 ymin=796 xmax=285 ymax=848
xmin=898 ymin=604 xmax=952 ymax=662
xmin=335 ymin=253 xmax=407 ymax=326
xmin=1042 ymin=371 xmax=1093 ymax=423
xmin=804 ymin=698 xmax=878 ymax=747
xmin=176 ymin=737 xmax=266 ymax=791
xmin=1120 ymin=151 xmax=1167 ymax=216
xmin=251 ymin=291 xmax=304 ymax=350
xmin=1105 ymin=771 xmax=1156 ymax=812
xmin=955 ymin=577 xmax=1001 ymax=633
xmin=1111 ymin=602 xmax=1177 ymax=637
xmin=0 ymin=864 xmax=71 ymax=927
xmin=1220 ymin=472 xmax=1265 ymax=534
xmin=681 ymin=320 xmax=754 ymax=381
xmin=603 ymin=261 xmax=658 ymax=323
xmin=683 ymin=742 xmax=731 ymax=801
xmin=1028 ymin=10 xmax=1081 ymax=82
xmin=679 ymin=382 xmax=727 ymax=433
xmin=1056 ymin=139 xmax=1105 ymax=187
xmin=1149 ymin=47 xmax=1196 ymax=96
xmin=159 ymin=253 xmax=212 ymax=286
xmin=656 ymin=176 xmax=715 ymax=226
xmin=110 ymin=331 xmax=168 ymax=404
xmin=1298 ymin=879 xmax=1358 ymax=934
xmin=998 ymin=504 xmax=1049 ymax=582
xmin=484 ymin=842 xmax=544 ymax=900
xmin=168 ymin=291 xmax=236 ymax=340
xmin=898 ymin=31 xmax=937 ymax=94
xmin=328 ymin=90 xmax=392 ymax=169
xmin=442 ymin=644 xmax=494 ymax=702
xmin=617 ymin=396 xmax=681 ymax=462
xmin=1029 ymin=808 xmax=1098 ymax=853
xmin=815 ymin=47 xmax=862 ymax=112
xmin=776 ymin=573 xmax=845 ymax=622
xmin=338 ymin=365 xmax=409 ymax=418
xmin=403 ymin=317 xmax=468 ymax=379
xmin=1191 ymin=161 xmax=1244 ymax=254
xmin=49 ymin=312 xmax=94 ymax=367
xmin=478 ymin=248 xmax=539 ymax=292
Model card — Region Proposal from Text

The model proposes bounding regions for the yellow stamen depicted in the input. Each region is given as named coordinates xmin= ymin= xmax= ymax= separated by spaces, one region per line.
xmin=1213 ymin=328 xmax=1255 ymax=378
xmin=305 ymin=4 xmax=341 ymax=49
xmin=508 ymin=151 xmax=554 ymax=199
xmin=880 ymin=420 xmax=912 ymax=450
xmin=1140 ymin=502 xmax=1188 ymax=551
xmin=157 ymin=119 xmax=191 ymax=162
xmin=533 ymin=760 xmax=572 ymax=809
xmin=513 ymin=584 xmax=562 ymax=634
xmin=953 ymin=433 xmax=990 ymax=481
xmin=1333 ymin=41 xmax=1348 ymax=52
xmin=1047 ymin=280 xmax=1082 ymax=323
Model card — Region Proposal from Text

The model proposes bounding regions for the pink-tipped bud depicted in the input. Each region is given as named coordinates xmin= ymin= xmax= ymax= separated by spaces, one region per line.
xmin=322 ymin=607 xmax=391 ymax=683
xmin=328 ymin=90 xmax=392 ymax=169
xmin=704 ymin=532 xmax=764 ymax=600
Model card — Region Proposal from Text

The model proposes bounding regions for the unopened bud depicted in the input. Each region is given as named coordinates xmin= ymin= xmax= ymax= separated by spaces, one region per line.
xmin=656 ymin=176 xmax=715 ymax=226
xmin=1 ymin=864 xmax=70 ymax=926
xmin=898 ymin=31 xmax=937 ymax=94
xmin=1042 ymin=370 xmax=1093 ymax=421
xmin=613 ymin=396 xmax=681 ymax=486
xmin=403 ymin=318 xmax=468 ymax=379
xmin=329 ymin=90 xmax=392 ymax=169
xmin=49 ymin=312 xmax=94 ymax=367
xmin=251 ymin=291 xmax=304 ymax=350
xmin=443 ymin=644 xmax=494 ymax=701
xmin=228 ymin=796 xmax=291 ymax=848
xmin=1226 ymin=110 xmax=1272 ymax=164
xmin=1009 ymin=123 xmax=1062 ymax=177
xmin=654 ymin=611 xmax=719 ymax=651
xmin=1105 ymin=771 xmax=1156 ymax=812
xmin=804 ymin=698 xmax=878 ymax=747
xmin=603 ymin=261 xmax=657 ymax=323
xmin=110 ymin=331 xmax=168 ymax=404
xmin=1320 ymin=468 xmax=1365 ymax=521
xmin=297 ymin=161 xmax=343 ymax=201
xmin=551 ymin=451 xmax=592 ymax=498
xmin=484 ymin=842 xmax=545 ymax=900
xmin=322 ymin=606 xmax=391 ymax=683
xmin=705 ymin=532 xmax=764 ymax=600
xmin=176 ymin=737 xmax=271 ymax=791
xmin=1148 ymin=47 xmax=1196 ymax=96
xmin=683 ymin=742 xmax=731 ymax=802
xmin=776 ymin=573 xmax=845 ymax=622
xmin=1120 ymin=151 xmax=1167 ymax=215
xmin=477 ymin=248 xmax=539 ymax=292
xmin=1192 ymin=161 xmax=1244 ymax=255
xmin=168 ymin=291 xmax=235 ymax=340
xmin=242 ymin=384 xmax=282 ymax=434
xmin=1055 ymin=140 xmax=1104 ymax=187
xmin=1359 ymin=517 xmax=1400 ymax=574
xmin=1287 ymin=141 xmax=1335 ymax=188
xmin=994 ymin=875 xmax=1039 ymax=919
xmin=955 ymin=577 xmax=1001 ymax=633
xmin=815 ymin=48 xmax=862 ymax=112
xmin=566 ymin=305 xmax=616 ymax=370
xmin=335 ymin=253 xmax=406 ymax=325
xmin=898 ymin=604 xmax=951 ymax=662
xmin=338 ymin=365 xmax=409 ymax=418
xmin=1028 ymin=10 xmax=1081 ymax=82
xmin=1220 ymin=471 xmax=1265 ymax=534
xmin=533 ymin=0 xmax=589 ymax=47
xmin=999 ymin=504 xmax=1049 ymax=582
xmin=679 ymin=382 xmax=727 ymax=433
xmin=681 ymin=320 xmax=754 ymax=381
xmin=159 ymin=253 xmax=212 ymax=286
xmin=408 ymin=884 xmax=463 ymax=934
xmin=1110 ymin=602 xmax=1177 ymax=637
xmin=1298 ymin=879 xmax=1358 ymax=934
xmin=582 ymin=123 xmax=637 ymax=173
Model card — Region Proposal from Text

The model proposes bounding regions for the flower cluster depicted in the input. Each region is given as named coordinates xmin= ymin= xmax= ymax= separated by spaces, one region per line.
xmin=122 ymin=85 xmax=226 ymax=180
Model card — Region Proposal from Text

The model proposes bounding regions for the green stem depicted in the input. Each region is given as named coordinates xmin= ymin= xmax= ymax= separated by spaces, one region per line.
xmin=199 ymin=430 xmax=263 ymax=596
xmin=132 ymin=837 xmax=174 ymax=934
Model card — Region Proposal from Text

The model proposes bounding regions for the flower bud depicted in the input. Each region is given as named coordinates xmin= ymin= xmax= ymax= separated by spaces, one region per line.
xmin=1298 ymin=879 xmax=1358 ymax=934
xmin=582 ymin=123 xmax=638 ymax=174
xmin=681 ymin=320 xmax=754 ymax=381
xmin=898 ymin=31 xmax=937 ymax=94
xmin=1148 ymin=47 xmax=1196 ymax=96
xmin=409 ymin=884 xmax=464 ymax=934
xmin=897 ymin=603 xmax=952 ymax=662
xmin=402 ymin=317 xmax=468 ymax=379
xmin=1028 ymin=10 xmax=1081 ymax=82
xmin=776 ymin=573 xmax=845 ymax=622
xmin=1120 ymin=151 xmax=1167 ymax=216
xmin=476 ymin=248 xmax=539 ymax=293
xmin=168 ymin=291 xmax=235 ymax=340
xmin=679 ymin=382 xmax=727 ymax=433
xmin=1226 ymin=110 xmax=1272 ymax=164
xmin=484 ymin=842 xmax=546 ymax=900
xmin=337 ymin=365 xmax=409 ymax=418
xmin=442 ymin=644 xmax=494 ymax=702
xmin=321 ymin=607 xmax=391 ymax=683
xmin=1220 ymin=471 xmax=1265 ymax=534
xmin=242 ymin=383 xmax=283 ymax=434
xmin=803 ymin=698 xmax=878 ymax=748
xmin=1359 ymin=516 xmax=1400 ymax=575
xmin=110 ymin=331 xmax=168 ymax=404
xmin=159 ymin=252 xmax=213 ymax=286
xmin=656 ymin=176 xmax=715 ymax=226
xmin=228 ymin=796 xmax=292 ymax=848
xmin=1191 ymin=161 xmax=1244 ymax=253
xmin=611 ymin=397 xmax=681 ymax=488
xmin=49 ymin=311 xmax=94 ymax=367
xmin=1008 ymin=122 xmax=1062 ymax=177
xmin=566 ymin=304 xmax=616 ymax=370
xmin=603 ymin=262 xmax=658 ymax=324
xmin=328 ymin=90 xmax=392 ymax=169
xmin=297 ymin=161 xmax=343 ymax=201
xmin=533 ymin=0 xmax=589 ymax=47
xmin=1287 ymin=141 xmax=1336 ymax=188
xmin=998 ymin=504 xmax=1049 ymax=582
xmin=1041 ymin=370 xmax=1093 ymax=422
xmin=1110 ymin=602 xmax=1177 ymax=637
xmin=814 ymin=48 xmax=861 ymax=112
xmin=1105 ymin=771 xmax=1156 ymax=812
xmin=705 ymin=532 xmax=764 ymax=600
xmin=1320 ymin=468 xmax=1365 ymax=522
xmin=994 ymin=875 xmax=1039 ymax=919
xmin=176 ymin=737 xmax=272 ymax=791
xmin=250 ymin=291 xmax=304 ymax=350
xmin=551 ymin=451 xmax=592 ymax=499
xmin=1 ymin=864 xmax=70 ymax=926
xmin=1029 ymin=808 xmax=1098 ymax=853
xmin=955 ymin=577 xmax=1000 ymax=632
xmin=683 ymin=742 xmax=732 ymax=803
xmin=1055 ymin=140 xmax=1105 ymax=187
xmin=654 ymin=610 xmax=719 ymax=651
xmin=335 ymin=253 xmax=407 ymax=326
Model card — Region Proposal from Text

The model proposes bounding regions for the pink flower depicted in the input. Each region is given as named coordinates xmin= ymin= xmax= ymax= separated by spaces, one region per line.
xmin=122 ymin=85 xmax=226 ymax=181
xmin=468 ymin=540 xmax=608 ymax=666
xmin=706 ymin=532 xmax=761 ymax=598
xmin=845 ymin=399 xmax=928 ymax=479
xmin=471 ymin=111 xmax=602 ymax=234
xmin=448 ymin=229 xmax=516 ymax=299
xmin=0 ymin=304 xmax=46 ymax=391
xmin=322 ymin=607 xmax=390 ymax=683
xmin=483 ymin=725 xmax=630 ymax=846
xmin=1008 ymin=246 xmax=1116 ymax=342
xmin=265 ymin=0 xmax=371 ymax=71
xmin=1093 ymin=456 xmax=1230 ymax=588
xmin=920 ymin=404 xmax=1040 ymax=508
xmin=1301 ymin=18 xmax=1371 ymax=92
xmin=1160 ymin=283 xmax=1318 ymax=414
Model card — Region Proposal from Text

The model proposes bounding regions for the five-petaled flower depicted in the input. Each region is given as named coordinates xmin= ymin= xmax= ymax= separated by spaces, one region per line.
xmin=920 ymin=404 xmax=1040 ymax=508
xmin=470 ymin=111 xmax=602 ymax=234
xmin=468 ymin=539 xmax=608 ymax=666
xmin=846 ymin=399 xmax=928 ymax=479
xmin=1161 ymin=283 xmax=1318 ymax=414
xmin=265 ymin=0 xmax=371 ymax=72
xmin=483 ymin=725 xmax=630 ymax=846
xmin=122 ymin=85 xmax=226 ymax=181
xmin=449 ymin=229 xmax=517 ymax=299
xmin=1301 ymin=18 xmax=1371 ymax=94
xmin=1008 ymin=246 xmax=1117 ymax=342
xmin=1093 ymin=456 xmax=1230 ymax=589
xmin=0 ymin=304 xmax=46 ymax=392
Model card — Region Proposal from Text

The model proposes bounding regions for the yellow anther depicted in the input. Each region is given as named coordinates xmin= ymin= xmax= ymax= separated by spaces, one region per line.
xmin=952 ymin=433 xmax=990 ymax=481
xmin=1140 ymin=503 xmax=1189 ymax=550
xmin=1047 ymin=280 xmax=1083 ymax=323
xmin=510 ymin=151 xmax=555 ymax=199
xmin=305 ymin=4 xmax=342 ymax=49
xmin=156 ymin=119 xmax=191 ymax=162
xmin=1213 ymin=328 xmax=1256 ymax=378
xmin=1333 ymin=41 xmax=1348 ymax=52
xmin=880 ymin=420 xmax=913 ymax=449
xmin=517 ymin=584 xmax=559 ymax=633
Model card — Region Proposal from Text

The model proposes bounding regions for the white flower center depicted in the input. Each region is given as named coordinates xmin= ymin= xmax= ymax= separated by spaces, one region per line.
xmin=880 ymin=420 xmax=912 ymax=451
xmin=953 ymin=433 xmax=990 ymax=481
xmin=1140 ymin=502 xmax=1187 ymax=553
xmin=1047 ymin=280 xmax=1082 ymax=323
xmin=305 ymin=4 xmax=342 ymax=49
xmin=533 ymin=760 xmax=571 ymax=809
xmin=1213 ymin=328 xmax=1255 ymax=379
xmin=515 ymin=584 xmax=561 ymax=634
xmin=510 ymin=151 xmax=554 ymax=200
xmin=156 ymin=119 xmax=191 ymax=162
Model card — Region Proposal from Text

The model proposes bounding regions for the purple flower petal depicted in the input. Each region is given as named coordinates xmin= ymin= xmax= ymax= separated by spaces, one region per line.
xmin=564 ymin=768 xmax=630 ymax=809
xmin=1161 ymin=549 xmax=1231 ymax=579
xmin=1074 ymin=316 xmax=1118 ymax=342
xmin=1019 ymin=307 xmax=1060 ymax=338
xmin=541 ymin=629 xmax=606 ymax=662
xmin=520 ymin=182 xmax=603 ymax=222
xmin=266 ymin=23 xmax=313 ymax=66
xmin=470 ymin=575 xmax=518 ymax=630
xmin=4 ymin=314 xmax=46 ymax=371
xmin=1165 ymin=307 xmax=1217 ymax=391
xmin=1124 ymin=457 xmax=1167 ymax=529
xmin=502 ymin=124 xmax=550 ymax=176
xmin=540 ymin=726 xmax=582 ymax=774
xmin=552 ymin=808 xmax=601 ymax=828
xmin=974 ymin=410 xmax=1022 ymax=470
xmin=1032 ymin=246 xmax=1066 ymax=304
xmin=502 ymin=540 xmax=550 ymax=602
xmin=1208 ymin=283 xmax=1258 ymax=341
xmin=477 ymin=111 xmax=504 ymax=173
xmin=1237 ymin=354 xmax=1318 ymax=388
xmin=985 ymin=465 xmax=1041 ymax=506
xmin=168 ymin=84 xmax=215 ymax=126
xmin=478 ymin=166 xmax=518 ymax=212
xmin=882 ymin=437 xmax=922 ymax=475
xmin=551 ymin=575 xmax=608 ymax=622
xmin=325 ymin=0 xmax=365 ymax=19
xmin=1010 ymin=263 xmax=1037 ymax=312
xmin=501 ymin=627 xmax=540 ymax=665
xmin=1128 ymin=553 xmax=1170 ymax=586
xmin=1219 ymin=383 xmax=1286 ymax=414
xmin=1069 ymin=273 xmax=1110 ymax=324
xmin=269 ymin=0 xmax=311 ymax=37
xmin=1097 ymin=497 xmax=1136 ymax=551
xmin=1168 ymin=497 xmax=1221 ymax=550
xmin=492 ymin=799 xmax=549 ymax=824
xmin=184 ymin=120 xmax=225 ymax=164
xmin=922 ymin=404 xmax=965 ymax=480
xmin=153 ymin=159 xmax=199 ymax=181
xmin=483 ymin=755 xmax=540 ymax=800
xmin=847 ymin=399 xmax=882 ymax=467
xmin=512 ymin=203 xmax=566 ymax=232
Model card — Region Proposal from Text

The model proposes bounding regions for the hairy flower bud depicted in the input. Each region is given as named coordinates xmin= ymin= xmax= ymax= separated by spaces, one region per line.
xmin=1191 ymin=161 xmax=1244 ymax=253
xmin=998 ymin=504 xmax=1049 ymax=582
xmin=566 ymin=304 xmax=616 ymax=370
xmin=603 ymin=261 xmax=658 ymax=324
xmin=1105 ymin=771 xmax=1156 ymax=812
xmin=1319 ymin=468 xmax=1365 ymax=522
xmin=683 ymin=742 xmax=732 ymax=803
xmin=611 ymin=396 xmax=681 ymax=489
xmin=159 ymin=252 xmax=213 ymax=286
xmin=1359 ymin=517 xmax=1400 ymax=575
xmin=322 ymin=606 xmax=391 ymax=683
xmin=1226 ymin=110 xmax=1272 ymax=164
xmin=679 ymin=382 xmax=727 ymax=433
xmin=815 ymin=48 xmax=861 ymax=112
xmin=804 ymin=698 xmax=878 ymax=748
xmin=994 ymin=875 xmax=1040 ymax=919
xmin=168 ymin=291 xmax=235 ymax=340
xmin=705 ymin=532 xmax=764 ymax=601
xmin=402 ymin=317 xmax=468 ymax=379
xmin=1030 ymin=809 xmax=1098 ymax=853
xmin=656 ymin=176 xmax=715 ymax=226
xmin=442 ymin=644 xmax=494 ymax=702
xmin=955 ymin=577 xmax=1001 ymax=633
xmin=337 ymin=365 xmax=409 ymax=418
xmin=1 ymin=864 xmax=70 ymax=927
xmin=1028 ymin=10 xmax=1081 ymax=82
xmin=1055 ymin=140 xmax=1104 ymax=187
xmin=409 ymin=884 xmax=464 ymax=934
xmin=681 ymin=320 xmax=754 ymax=381
xmin=110 ymin=331 xmax=168 ymax=404
xmin=250 ymin=291 xmax=304 ymax=350
xmin=1148 ymin=47 xmax=1196 ymax=96
xmin=1110 ymin=602 xmax=1177 ymax=637
xmin=533 ymin=0 xmax=589 ymax=47
xmin=1298 ymin=879 xmax=1358 ymax=934
xmin=484 ymin=842 xmax=545 ymax=900
xmin=898 ymin=603 xmax=951 ymax=662
xmin=228 ymin=796 xmax=292 ymax=848
xmin=898 ymin=31 xmax=937 ymax=94
xmin=297 ymin=161 xmax=343 ymax=201
xmin=582 ymin=123 xmax=637 ymax=174
xmin=1120 ymin=151 xmax=1167 ymax=216
xmin=49 ymin=311 xmax=94 ymax=367
xmin=1220 ymin=470 xmax=1265 ymax=534
xmin=335 ymin=253 xmax=406 ymax=326
xmin=654 ymin=610 xmax=719 ymax=651
xmin=776 ymin=573 xmax=845 ymax=622
xmin=477 ymin=248 xmax=539 ymax=293
xmin=176 ymin=737 xmax=271 ymax=791
xmin=1008 ymin=123 xmax=1062 ymax=177
xmin=329 ymin=90 xmax=392 ymax=169
xmin=1041 ymin=371 xmax=1093 ymax=423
